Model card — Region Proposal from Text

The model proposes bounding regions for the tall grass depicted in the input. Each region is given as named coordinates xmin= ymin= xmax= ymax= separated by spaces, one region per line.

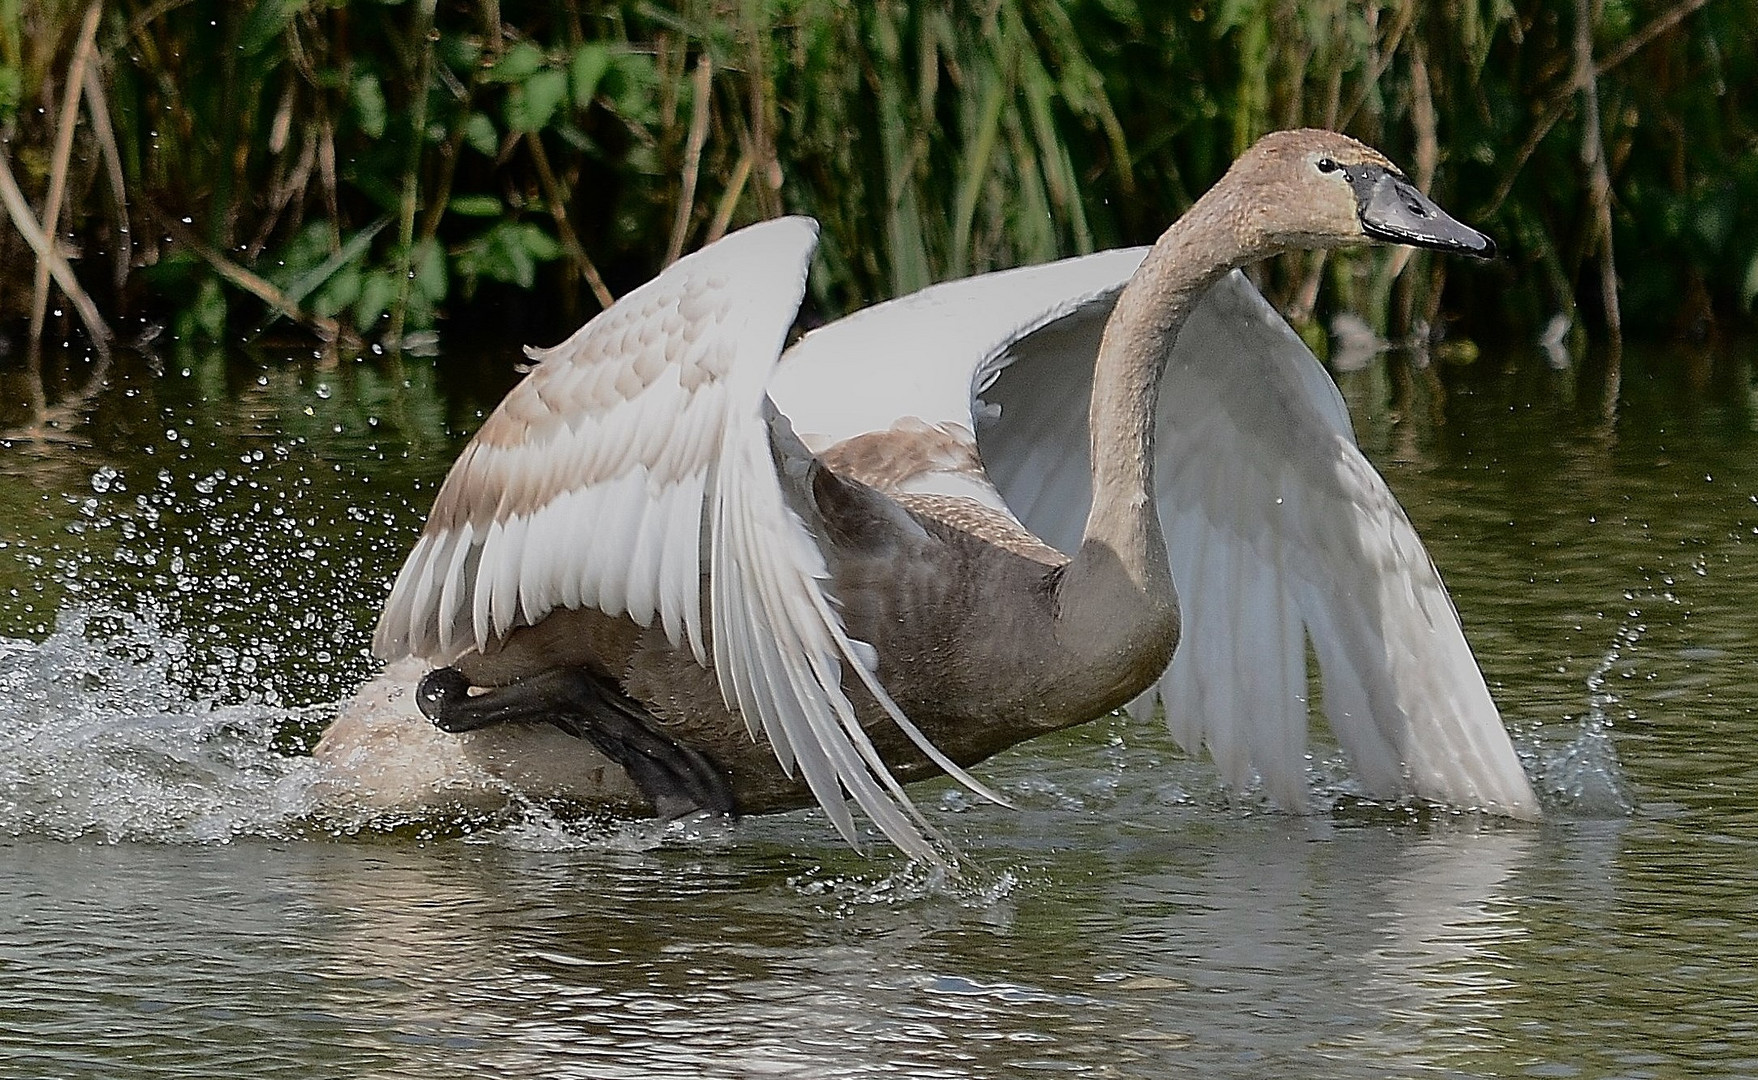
xmin=0 ymin=0 xmax=1752 ymax=365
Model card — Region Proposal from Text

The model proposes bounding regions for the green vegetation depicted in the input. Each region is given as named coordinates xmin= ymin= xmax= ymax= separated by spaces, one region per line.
xmin=0 ymin=0 xmax=1751 ymax=359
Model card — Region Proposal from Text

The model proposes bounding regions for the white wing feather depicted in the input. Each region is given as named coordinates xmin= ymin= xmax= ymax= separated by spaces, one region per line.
xmin=373 ymin=217 xmax=974 ymax=860
xmin=983 ymin=269 xmax=1536 ymax=817
xmin=1151 ymin=274 xmax=1535 ymax=817
xmin=771 ymin=247 xmax=1151 ymax=514
xmin=793 ymin=252 xmax=1536 ymax=818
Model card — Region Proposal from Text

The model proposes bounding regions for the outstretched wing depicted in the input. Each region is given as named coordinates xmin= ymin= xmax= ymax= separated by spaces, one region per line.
xmin=786 ymin=252 xmax=1534 ymax=817
xmin=770 ymin=247 xmax=1150 ymax=510
xmin=980 ymin=269 xmax=1537 ymax=818
xmin=373 ymin=217 xmax=975 ymax=861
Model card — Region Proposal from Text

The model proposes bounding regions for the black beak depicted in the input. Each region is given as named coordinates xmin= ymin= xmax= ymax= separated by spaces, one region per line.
xmin=1348 ymin=166 xmax=1496 ymax=259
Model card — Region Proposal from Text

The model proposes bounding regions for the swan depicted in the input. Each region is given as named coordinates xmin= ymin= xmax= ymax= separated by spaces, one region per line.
xmin=316 ymin=129 xmax=1539 ymax=858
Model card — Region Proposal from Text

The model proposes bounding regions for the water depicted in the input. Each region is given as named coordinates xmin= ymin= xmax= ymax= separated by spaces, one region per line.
xmin=2 ymin=340 xmax=1756 ymax=1078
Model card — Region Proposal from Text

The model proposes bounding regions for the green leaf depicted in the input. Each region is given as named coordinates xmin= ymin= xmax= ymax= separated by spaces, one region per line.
xmin=1742 ymin=251 xmax=1758 ymax=311
xmin=508 ymin=68 xmax=569 ymax=133
xmin=281 ymin=216 xmax=390 ymax=307
xmin=456 ymin=228 xmax=513 ymax=294
xmin=463 ymin=112 xmax=499 ymax=157
xmin=514 ymin=222 xmax=560 ymax=262
xmin=447 ymin=194 xmax=503 ymax=217
xmin=1213 ymin=0 xmax=1266 ymax=35
xmin=0 ymin=67 xmax=21 ymax=124
xmin=356 ymin=270 xmax=399 ymax=334
xmin=489 ymin=42 xmax=545 ymax=84
xmin=314 ymin=264 xmax=362 ymax=320
xmin=437 ymin=33 xmax=481 ymax=75
xmin=503 ymin=240 xmax=535 ymax=289
xmin=603 ymin=51 xmax=659 ymax=124
xmin=571 ymin=43 xmax=612 ymax=107
xmin=352 ymin=73 xmax=387 ymax=139
xmin=411 ymin=237 xmax=448 ymax=305
xmin=456 ymin=220 xmax=560 ymax=293
xmin=240 ymin=0 xmax=303 ymax=56
xmin=265 ymin=221 xmax=333 ymax=291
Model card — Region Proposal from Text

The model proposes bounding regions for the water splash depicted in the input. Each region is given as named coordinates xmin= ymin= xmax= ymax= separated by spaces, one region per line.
xmin=1528 ymin=620 xmax=1638 ymax=817
xmin=0 ymin=608 xmax=326 ymax=842
xmin=0 ymin=606 xmax=808 ymax=856
xmin=0 ymin=608 xmax=593 ymax=846
xmin=472 ymin=802 xmax=741 ymax=854
xmin=788 ymin=856 xmax=1021 ymax=915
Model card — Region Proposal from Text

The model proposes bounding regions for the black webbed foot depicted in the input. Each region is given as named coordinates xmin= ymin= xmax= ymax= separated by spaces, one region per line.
xmin=417 ymin=665 xmax=737 ymax=821
xmin=416 ymin=667 xmax=476 ymax=728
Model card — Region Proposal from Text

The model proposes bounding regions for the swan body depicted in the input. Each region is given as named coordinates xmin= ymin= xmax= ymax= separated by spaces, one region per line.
xmin=317 ymin=130 xmax=1539 ymax=856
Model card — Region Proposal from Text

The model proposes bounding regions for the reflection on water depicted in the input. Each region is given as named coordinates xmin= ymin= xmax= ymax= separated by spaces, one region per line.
xmin=2 ymin=812 xmax=1556 ymax=1079
xmin=1 ymin=341 xmax=1756 ymax=1077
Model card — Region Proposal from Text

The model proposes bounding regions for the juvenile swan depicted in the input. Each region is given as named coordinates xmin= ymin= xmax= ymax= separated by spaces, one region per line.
xmin=322 ymin=130 xmax=1538 ymax=857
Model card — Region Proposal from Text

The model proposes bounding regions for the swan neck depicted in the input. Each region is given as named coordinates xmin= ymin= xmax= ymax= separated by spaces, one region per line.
xmin=1073 ymin=192 xmax=1258 ymax=591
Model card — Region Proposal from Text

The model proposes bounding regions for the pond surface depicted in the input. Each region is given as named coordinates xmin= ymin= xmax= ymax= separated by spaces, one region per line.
xmin=1 ymin=336 xmax=1755 ymax=1078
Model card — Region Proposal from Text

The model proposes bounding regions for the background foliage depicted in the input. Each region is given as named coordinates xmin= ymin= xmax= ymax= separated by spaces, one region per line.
xmin=0 ymin=0 xmax=1753 ymax=358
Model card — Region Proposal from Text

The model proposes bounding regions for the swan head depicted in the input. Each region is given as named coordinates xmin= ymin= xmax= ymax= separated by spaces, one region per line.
xmin=1226 ymin=129 xmax=1496 ymax=259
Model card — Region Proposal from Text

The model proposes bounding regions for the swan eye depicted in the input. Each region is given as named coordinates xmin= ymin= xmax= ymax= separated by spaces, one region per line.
xmin=1315 ymin=157 xmax=1340 ymax=174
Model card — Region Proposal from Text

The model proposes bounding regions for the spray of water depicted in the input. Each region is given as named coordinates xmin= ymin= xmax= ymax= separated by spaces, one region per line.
xmin=1527 ymin=618 xmax=1638 ymax=817
xmin=0 ymin=608 xmax=326 ymax=842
